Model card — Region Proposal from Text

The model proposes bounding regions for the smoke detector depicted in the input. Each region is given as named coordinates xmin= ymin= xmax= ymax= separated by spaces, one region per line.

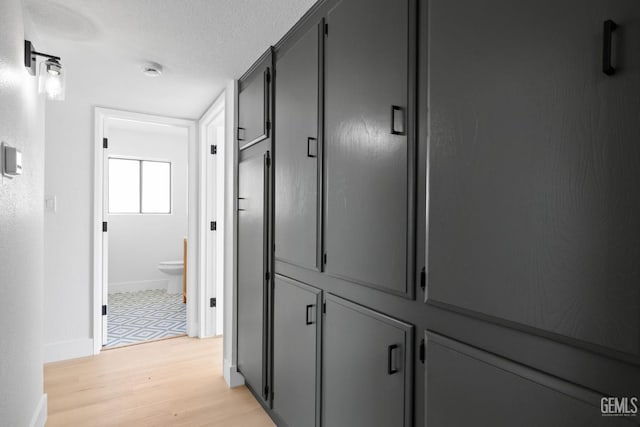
xmin=142 ymin=62 xmax=163 ymax=77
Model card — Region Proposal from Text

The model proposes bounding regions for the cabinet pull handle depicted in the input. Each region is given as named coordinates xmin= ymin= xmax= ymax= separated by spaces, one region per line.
xmin=390 ymin=105 xmax=406 ymax=135
xmin=237 ymin=197 xmax=247 ymax=211
xmin=603 ymin=20 xmax=618 ymax=76
xmin=387 ymin=344 xmax=399 ymax=375
xmin=237 ymin=127 xmax=246 ymax=141
xmin=307 ymin=137 xmax=318 ymax=158
xmin=305 ymin=304 xmax=315 ymax=325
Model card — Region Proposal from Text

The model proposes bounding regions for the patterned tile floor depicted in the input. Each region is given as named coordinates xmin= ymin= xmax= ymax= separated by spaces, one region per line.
xmin=105 ymin=289 xmax=186 ymax=348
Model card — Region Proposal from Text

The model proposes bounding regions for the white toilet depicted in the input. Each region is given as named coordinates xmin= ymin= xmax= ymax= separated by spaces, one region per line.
xmin=158 ymin=260 xmax=184 ymax=294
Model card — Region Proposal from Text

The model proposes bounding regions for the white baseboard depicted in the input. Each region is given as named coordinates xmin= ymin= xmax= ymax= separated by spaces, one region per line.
xmin=29 ymin=393 xmax=47 ymax=427
xmin=44 ymin=338 xmax=94 ymax=363
xmin=223 ymin=358 xmax=245 ymax=388
xmin=108 ymin=279 xmax=168 ymax=294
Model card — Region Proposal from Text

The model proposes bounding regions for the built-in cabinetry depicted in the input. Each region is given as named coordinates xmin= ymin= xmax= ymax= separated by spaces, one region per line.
xmin=236 ymin=50 xmax=274 ymax=406
xmin=324 ymin=295 xmax=412 ymax=427
xmin=274 ymin=22 xmax=321 ymax=271
xmin=425 ymin=332 xmax=631 ymax=426
xmin=426 ymin=0 xmax=640 ymax=358
xmin=237 ymin=53 xmax=271 ymax=150
xmin=324 ymin=0 xmax=416 ymax=296
xmin=272 ymin=276 xmax=321 ymax=427
xmin=236 ymin=149 xmax=271 ymax=404
xmin=235 ymin=0 xmax=640 ymax=426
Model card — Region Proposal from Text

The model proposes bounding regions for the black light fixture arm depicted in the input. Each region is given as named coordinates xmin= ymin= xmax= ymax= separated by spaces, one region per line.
xmin=24 ymin=40 xmax=61 ymax=75
xmin=32 ymin=51 xmax=61 ymax=61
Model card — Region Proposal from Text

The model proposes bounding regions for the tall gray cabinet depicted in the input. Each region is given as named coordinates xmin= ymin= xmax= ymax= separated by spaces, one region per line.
xmin=274 ymin=22 xmax=321 ymax=271
xmin=237 ymin=150 xmax=271 ymax=404
xmin=235 ymin=0 xmax=640 ymax=426
xmin=236 ymin=50 xmax=274 ymax=406
xmin=324 ymin=0 xmax=416 ymax=296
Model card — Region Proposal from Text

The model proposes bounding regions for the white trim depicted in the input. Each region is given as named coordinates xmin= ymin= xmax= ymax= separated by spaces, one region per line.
xmin=198 ymin=91 xmax=226 ymax=338
xmin=223 ymin=80 xmax=239 ymax=375
xmin=44 ymin=338 xmax=93 ymax=363
xmin=223 ymin=358 xmax=245 ymax=388
xmin=93 ymin=108 xmax=198 ymax=354
xmin=29 ymin=394 xmax=47 ymax=427
xmin=108 ymin=279 xmax=168 ymax=294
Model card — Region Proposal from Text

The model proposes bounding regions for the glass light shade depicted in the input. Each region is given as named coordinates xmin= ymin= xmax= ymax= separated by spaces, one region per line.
xmin=38 ymin=59 xmax=65 ymax=101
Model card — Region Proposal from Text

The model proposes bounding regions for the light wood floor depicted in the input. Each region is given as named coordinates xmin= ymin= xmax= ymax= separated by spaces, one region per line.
xmin=44 ymin=336 xmax=275 ymax=427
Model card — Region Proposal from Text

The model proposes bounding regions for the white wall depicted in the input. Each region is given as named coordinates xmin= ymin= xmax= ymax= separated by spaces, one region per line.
xmin=0 ymin=0 xmax=47 ymax=425
xmin=43 ymin=91 xmax=94 ymax=359
xmin=107 ymin=121 xmax=188 ymax=292
xmin=43 ymin=55 xmax=201 ymax=361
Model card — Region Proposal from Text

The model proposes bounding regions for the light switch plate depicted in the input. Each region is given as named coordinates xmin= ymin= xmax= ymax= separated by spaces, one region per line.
xmin=2 ymin=142 xmax=22 ymax=177
xmin=45 ymin=195 xmax=57 ymax=212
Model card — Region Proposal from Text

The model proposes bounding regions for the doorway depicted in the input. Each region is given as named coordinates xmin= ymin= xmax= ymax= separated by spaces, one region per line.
xmin=104 ymin=119 xmax=189 ymax=347
xmin=93 ymin=109 xmax=198 ymax=353
xmin=199 ymin=95 xmax=226 ymax=337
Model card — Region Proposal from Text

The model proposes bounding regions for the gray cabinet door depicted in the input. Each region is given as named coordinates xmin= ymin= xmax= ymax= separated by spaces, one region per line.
xmin=275 ymin=23 xmax=320 ymax=271
xmin=425 ymin=332 xmax=634 ymax=426
xmin=238 ymin=65 xmax=270 ymax=150
xmin=272 ymin=276 xmax=321 ymax=427
xmin=324 ymin=0 xmax=414 ymax=295
xmin=237 ymin=151 xmax=270 ymax=401
xmin=323 ymin=294 xmax=413 ymax=427
xmin=427 ymin=0 xmax=640 ymax=356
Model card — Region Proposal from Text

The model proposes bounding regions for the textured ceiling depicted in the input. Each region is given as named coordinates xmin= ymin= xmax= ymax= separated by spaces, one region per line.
xmin=25 ymin=0 xmax=317 ymax=119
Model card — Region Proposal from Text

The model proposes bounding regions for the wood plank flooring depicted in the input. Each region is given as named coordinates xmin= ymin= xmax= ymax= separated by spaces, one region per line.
xmin=44 ymin=336 xmax=275 ymax=426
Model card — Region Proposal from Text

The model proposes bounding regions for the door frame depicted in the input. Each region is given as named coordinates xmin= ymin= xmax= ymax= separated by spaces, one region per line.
xmin=198 ymin=93 xmax=226 ymax=337
xmin=92 ymin=107 xmax=198 ymax=354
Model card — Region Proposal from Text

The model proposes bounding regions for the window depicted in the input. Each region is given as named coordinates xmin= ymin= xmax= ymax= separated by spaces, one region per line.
xmin=108 ymin=158 xmax=171 ymax=214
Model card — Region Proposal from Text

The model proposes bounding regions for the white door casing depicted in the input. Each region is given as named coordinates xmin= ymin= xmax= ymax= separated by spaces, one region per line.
xmin=93 ymin=108 xmax=198 ymax=354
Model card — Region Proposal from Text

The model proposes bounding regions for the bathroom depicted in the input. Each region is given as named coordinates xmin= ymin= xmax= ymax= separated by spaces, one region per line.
xmin=105 ymin=118 xmax=188 ymax=348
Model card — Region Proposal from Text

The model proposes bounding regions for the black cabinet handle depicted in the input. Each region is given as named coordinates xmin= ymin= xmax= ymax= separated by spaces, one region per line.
xmin=307 ymin=137 xmax=318 ymax=158
xmin=603 ymin=20 xmax=618 ymax=76
xmin=237 ymin=127 xmax=246 ymax=141
xmin=305 ymin=304 xmax=315 ymax=325
xmin=387 ymin=344 xmax=399 ymax=375
xmin=390 ymin=105 xmax=405 ymax=135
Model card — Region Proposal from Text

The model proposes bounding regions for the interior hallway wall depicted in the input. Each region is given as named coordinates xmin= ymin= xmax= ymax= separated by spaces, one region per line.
xmin=42 ymin=52 xmax=202 ymax=362
xmin=107 ymin=122 xmax=188 ymax=293
xmin=0 ymin=0 xmax=47 ymax=424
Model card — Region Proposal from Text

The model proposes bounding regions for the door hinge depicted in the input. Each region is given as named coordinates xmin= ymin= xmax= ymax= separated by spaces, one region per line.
xmin=265 ymin=271 xmax=271 ymax=281
xmin=211 ymin=145 xmax=217 ymax=155
xmin=419 ymin=339 xmax=425 ymax=363
xmin=102 ymin=305 xmax=108 ymax=316
xmin=264 ymin=385 xmax=269 ymax=399
xmin=210 ymin=221 xmax=217 ymax=231
xmin=322 ymin=302 xmax=326 ymax=314
xmin=266 ymin=121 xmax=271 ymax=133
xmin=102 ymin=221 xmax=108 ymax=232
xmin=210 ymin=297 xmax=216 ymax=308
xmin=323 ymin=253 xmax=327 ymax=265
xmin=324 ymin=23 xmax=328 ymax=35
xmin=103 ymin=138 xmax=108 ymax=149
xmin=420 ymin=267 xmax=426 ymax=290
xmin=266 ymin=69 xmax=271 ymax=84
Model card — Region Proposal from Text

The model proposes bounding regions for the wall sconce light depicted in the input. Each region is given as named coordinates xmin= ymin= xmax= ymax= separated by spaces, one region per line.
xmin=24 ymin=40 xmax=65 ymax=101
